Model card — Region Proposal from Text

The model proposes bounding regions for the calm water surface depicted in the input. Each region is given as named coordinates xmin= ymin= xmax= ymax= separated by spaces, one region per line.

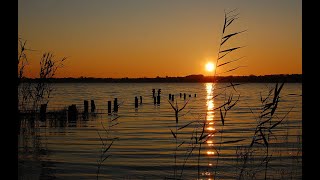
xmin=18 ymin=83 xmax=302 ymax=179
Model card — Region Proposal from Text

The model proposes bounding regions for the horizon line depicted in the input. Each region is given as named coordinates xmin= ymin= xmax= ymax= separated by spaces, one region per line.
xmin=23 ymin=73 xmax=302 ymax=79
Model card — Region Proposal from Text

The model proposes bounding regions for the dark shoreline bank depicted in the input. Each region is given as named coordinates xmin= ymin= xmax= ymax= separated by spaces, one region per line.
xmin=21 ymin=74 xmax=302 ymax=83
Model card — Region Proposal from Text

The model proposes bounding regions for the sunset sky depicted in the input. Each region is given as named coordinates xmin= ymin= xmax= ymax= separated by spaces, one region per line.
xmin=18 ymin=0 xmax=302 ymax=78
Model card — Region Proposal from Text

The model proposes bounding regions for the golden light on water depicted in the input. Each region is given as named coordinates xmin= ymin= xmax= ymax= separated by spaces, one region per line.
xmin=206 ymin=127 xmax=216 ymax=131
xmin=206 ymin=83 xmax=215 ymax=158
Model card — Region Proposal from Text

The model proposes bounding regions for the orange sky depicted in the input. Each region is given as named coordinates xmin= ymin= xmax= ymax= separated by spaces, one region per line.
xmin=19 ymin=0 xmax=302 ymax=78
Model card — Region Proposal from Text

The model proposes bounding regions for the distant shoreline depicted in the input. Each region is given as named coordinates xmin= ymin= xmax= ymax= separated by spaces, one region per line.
xmin=20 ymin=74 xmax=302 ymax=83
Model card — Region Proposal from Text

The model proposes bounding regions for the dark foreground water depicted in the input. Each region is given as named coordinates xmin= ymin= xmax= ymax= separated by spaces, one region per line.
xmin=18 ymin=83 xmax=302 ymax=179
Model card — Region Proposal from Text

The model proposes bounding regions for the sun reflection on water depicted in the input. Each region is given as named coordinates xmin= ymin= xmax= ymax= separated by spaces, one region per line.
xmin=205 ymin=83 xmax=215 ymax=180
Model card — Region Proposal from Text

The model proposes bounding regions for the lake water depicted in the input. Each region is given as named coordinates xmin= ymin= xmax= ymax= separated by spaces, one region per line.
xmin=18 ymin=83 xmax=302 ymax=180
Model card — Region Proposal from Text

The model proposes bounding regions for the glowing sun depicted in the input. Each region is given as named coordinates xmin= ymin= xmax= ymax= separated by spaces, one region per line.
xmin=205 ymin=62 xmax=215 ymax=72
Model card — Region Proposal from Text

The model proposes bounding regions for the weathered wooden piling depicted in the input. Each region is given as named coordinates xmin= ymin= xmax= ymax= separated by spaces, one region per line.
xmin=135 ymin=96 xmax=138 ymax=108
xmin=91 ymin=100 xmax=95 ymax=112
xmin=114 ymin=98 xmax=118 ymax=112
xmin=171 ymin=95 xmax=174 ymax=101
xmin=152 ymin=89 xmax=155 ymax=97
xmin=158 ymin=89 xmax=161 ymax=96
xmin=84 ymin=100 xmax=89 ymax=113
xmin=108 ymin=101 xmax=111 ymax=114
xmin=157 ymin=95 xmax=161 ymax=104
xmin=154 ymin=96 xmax=156 ymax=105
xmin=68 ymin=104 xmax=78 ymax=121
xmin=40 ymin=104 xmax=47 ymax=121
xmin=169 ymin=94 xmax=172 ymax=100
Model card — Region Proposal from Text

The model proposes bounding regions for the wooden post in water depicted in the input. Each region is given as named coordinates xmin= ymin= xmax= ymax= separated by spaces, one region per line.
xmin=154 ymin=96 xmax=156 ymax=105
xmin=135 ymin=97 xmax=138 ymax=108
xmin=157 ymin=95 xmax=160 ymax=104
xmin=84 ymin=100 xmax=89 ymax=113
xmin=91 ymin=100 xmax=95 ymax=112
xmin=68 ymin=104 xmax=78 ymax=121
xmin=152 ymin=89 xmax=155 ymax=98
xmin=108 ymin=101 xmax=111 ymax=114
xmin=140 ymin=96 xmax=142 ymax=104
xmin=171 ymin=95 xmax=174 ymax=102
xmin=40 ymin=104 xmax=47 ymax=121
xmin=114 ymin=98 xmax=118 ymax=112
xmin=169 ymin=94 xmax=171 ymax=100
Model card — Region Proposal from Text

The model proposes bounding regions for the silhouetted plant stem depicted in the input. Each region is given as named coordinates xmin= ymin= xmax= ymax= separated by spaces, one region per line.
xmin=214 ymin=125 xmax=224 ymax=177
xmin=197 ymin=142 xmax=202 ymax=180
xmin=168 ymin=100 xmax=189 ymax=179
xmin=96 ymin=116 xmax=119 ymax=180
xmin=175 ymin=117 xmax=177 ymax=180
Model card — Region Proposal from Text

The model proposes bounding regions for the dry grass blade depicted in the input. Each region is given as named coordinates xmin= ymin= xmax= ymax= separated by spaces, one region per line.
xmin=258 ymin=117 xmax=272 ymax=126
xmin=220 ymin=108 xmax=224 ymax=126
xmin=104 ymin=140 xmax=115 ymax=153
xmin=213 ymin=101 xmax=229 ymax=111
xmin=226 ymin=12 xmax=239 ymax=20
xmin=170 ymin=129 xmax=176 ymax=139
xmin=276 ymin=81 xmax=285 ymax=98
xmin=227 ymin=95 xmax=240 ymax=110
xmin=259 ymin=128 xmax=268 ymax=147
xmin=222 ymin=11 xmax=227 ymax=34
xmin=214 ymin=139 xmax=246 ymax=144
xmin=225 ymin=18 xmax=236 ymax=28
xmin=270 ymin=106 xmax=293 ymax=130
xmin=218 ymin=50 xmax=231 ymax=60
xmin=102 ymin=155 xmax=111 ymax=163
xmin=110 ymin=122 xmax=120 ymax=127
xmin=97 ymin=131 xmax=105 ymax=146
xmin=270 ymin=99 xmax=278 ymax=116
xmin=226 ymin=8 xmax=238 ymax=15
xmin=111 ymin=116 xmax=120 ymax=121
xmin=101 ymin=122 xmax=108 ymax=133
xmin=178 ymin=100 xmax=190 ymax=112
xmin=199 ymin=121 xmax=206 ymax=142
xmin=262 ymin=103 xmax=273 ymax=112
xmin=168 ymin=100 xmax=177 ymax=111
xmin=199 ymin=134 xmax=209 ymax=141
xmin=219 ymin=46 xmax=242 ymax=53
xmin=260 ymin=111 xmax=271 ymax=118
xmin=272 ymin=84 xmax=279 ymax=104
xmin=217 ymin=56 xmax=245 ymax=67
xmin=178 ymin=121 xmax=194 ymax=130
xmin=217 ymin=66 xmax=246 ymax=75
xmin=178 ymin=141 xmax=185 ymax=148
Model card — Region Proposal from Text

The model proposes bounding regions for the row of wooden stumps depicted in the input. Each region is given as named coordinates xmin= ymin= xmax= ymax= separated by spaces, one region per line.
xmin=152 ymin=89 xmax=161 ymax=105
xmin=83 ymin=99 xmax=119 ymax=114
xmin=169 ymin=93 xmax=197 ymax=101
xmin=38 ymin=91 xmax=197 ymax=121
